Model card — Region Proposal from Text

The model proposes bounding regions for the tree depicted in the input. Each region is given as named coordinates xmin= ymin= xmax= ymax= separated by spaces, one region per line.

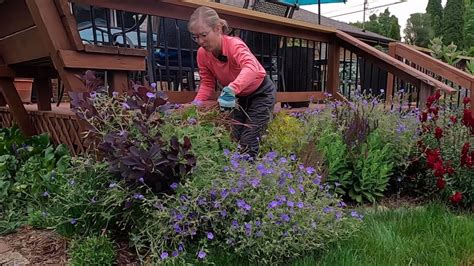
xmin=426 ymin=0 xmax=443 ymax=37
xmin=350 ymin=8 xmax=401 ymax=40
xmin=464 ymin=2 xmax=474 ymax=48
xmin=442 ymin=0 xmax=466 ymax=48
xmin=404 ymin=13 xmax=433 ymax=47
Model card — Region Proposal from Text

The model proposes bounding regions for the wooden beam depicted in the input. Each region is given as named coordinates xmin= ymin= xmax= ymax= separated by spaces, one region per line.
xmin=393 ymin=42 xmax=473 ymax=89
xmin=26 ymin=0 xmax=86 ymax=92
xmin=58 ymin=49 xmax=146 ymax=71
xmin=0 ymin=65 xmax=16 ymax=78
xmin=0 ymin=0 xmax=36 ymax=38
xmin=336 ymin=31 xmax=456 ymax=95
xmin=33 ymin=77 xmax=52 ymax=111
xmin=54 ymin=0 xmax=85 ymax=51
xmin=164 ymin=91 xmax=327 ymax=104
xmin=111 ymin=71 xmax=129 ymax=94
xmin=385 ymin=42 xmax=396 ymax=106
xmin=0 ymin=78 xmax=36 ymax=136
xmin=70 ymin=0 xmax=333 ymax=43
xmin=327 ymin=39 xmax=340 ymax=96
xmin=0 ymin=26 xmax=50 ymax=65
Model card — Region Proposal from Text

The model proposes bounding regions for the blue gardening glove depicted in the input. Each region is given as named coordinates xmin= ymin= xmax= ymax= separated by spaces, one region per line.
xmin=218 ymin=86 xmax=236 ymax=110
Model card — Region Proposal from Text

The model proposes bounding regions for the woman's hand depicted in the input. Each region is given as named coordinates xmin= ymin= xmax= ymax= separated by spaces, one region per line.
xmin=218 ymin=86 xmax=236 ymax=110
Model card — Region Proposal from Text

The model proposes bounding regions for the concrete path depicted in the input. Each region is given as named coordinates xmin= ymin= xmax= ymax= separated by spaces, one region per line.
xmin=0 ymin=240 xmax=29 ymax=265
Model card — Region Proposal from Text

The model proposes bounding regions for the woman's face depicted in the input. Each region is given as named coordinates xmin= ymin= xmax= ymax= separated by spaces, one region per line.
xmin=190 ymin=21 xmax=221 ymax=53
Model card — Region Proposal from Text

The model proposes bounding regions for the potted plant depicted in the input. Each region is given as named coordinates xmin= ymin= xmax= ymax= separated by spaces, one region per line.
xmin=13 ymin=78 xmax=34 ymax=103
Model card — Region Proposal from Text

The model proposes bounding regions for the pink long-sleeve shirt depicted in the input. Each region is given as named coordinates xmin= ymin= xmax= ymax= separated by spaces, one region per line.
xmin=194 ymin=35 xmax=267 ymax=101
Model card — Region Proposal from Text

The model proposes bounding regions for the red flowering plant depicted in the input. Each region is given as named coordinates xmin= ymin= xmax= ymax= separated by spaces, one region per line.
xmin=415 ymin=90 xmax=473 ymax=208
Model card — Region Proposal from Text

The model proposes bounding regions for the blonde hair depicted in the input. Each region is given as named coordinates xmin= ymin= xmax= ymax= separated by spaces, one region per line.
xmin=188 ymin=6 xmax=230 ymax=34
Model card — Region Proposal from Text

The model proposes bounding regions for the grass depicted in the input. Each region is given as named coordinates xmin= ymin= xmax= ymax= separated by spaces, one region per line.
xmin=206 ymin=203 xmax=474 ymax=265
xmin=294 ymin=203 xmax=474 ymax=266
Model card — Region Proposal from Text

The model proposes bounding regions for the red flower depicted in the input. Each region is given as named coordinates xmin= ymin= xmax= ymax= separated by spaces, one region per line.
xmin=435 ymin=90 xmax=441 ymax=100
xmin=434 ymin=127 xmax=443 ymax=139
xmin=420 ymin=111 xmax=428 ymax=122
xmin=463 ymin=96 xmax=470 ymax=105
xmin=450 ymin=115 xmax=457 ymax=124
xmin=450 ymin=191 xmax=463 ymax=204
xmin=436 ymin=177 xmax=446 ymax=189
xmin=426 ymin=96 xmax=436 ymax=108
xmin=462 ymin=143 xmax=471 ymax=155
xmin=433 ymin=161 xmax=445 ymax=177
xmin=429 ymin=106 xmax=439 ymax=116
xmin=462 ymin=109 xmax=473 ymax=127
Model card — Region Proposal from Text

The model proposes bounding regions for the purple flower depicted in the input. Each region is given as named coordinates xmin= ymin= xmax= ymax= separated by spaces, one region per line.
xmin=187 ymin=118 xmax=197 ymax=125
xmin=207 ymin=232 xmax=214 ymax=240
xmin=221 ymin=189 xmax=229 ymax=199
xmin=350 ymin=211 xmax=359 ymax=217
xmin=268 ymin=212 xmax=275 ymax=219
xmin=133 ymin=193 xmax=144 ymax=200
xmin=298 ymin=184 xmax=305 ymax=192
xmin=231 ymin=220 xmax=239 ymax=228
xmin=112 ymin=91 xmax=119 ymax=97
xmin=197 ymin=250 xmax=207 ymax=259
xmin=146 ymin=92 xmax=155 ymax=98
xmin=323 ymin=207 xmax=333 ymax=213
xmin=42 ymin=191 xmax=49 ymax=197
xmin=288 ymin=186 xmax=296 ymax=195
xmin=90 ymin=197 xmax=97 ymax=204
xmin=160 ymin=252 xmax=169 ymax=260
xmin=172 ymin=250 xmax=179 ymax=257
xmin=280 ymin=213 xmax=290 ymax=222
xmin=223 ymin=149 xmax=231 ymax=156
xmin=287 ymin=201 xmax=294 ymax=208
xmin=109 ymin=182 xmax=117 ymax=188
xmin=290 ymin=154 xmax=297 ymax=161
xmin=220 ymin=210 xmax=227 ymax=217
xmin=70 ymin=218 xmax=77 ymax=225
xmin=297 ymin=202 xmax=304 ymax=208
xmin=306 ymin=167 xmax=316 ymax=175
xmin=178 ymin=244 xmax=184 ymax=252
xmin=279 ymin=157 xmax=288 ymax=164
xmin=335 ymin=211 xmax=343 ymax=220
xmin=173 ymin=223 xmax=182 ymax=233
xmin=170 ymin=183 xmax=178 ymax=190
xmin=250 ymin=178 xmax=261 ymax=188
xmin=138 ymin=177 xmax=144 ymax=183
xmin=121 ymin=102 xmax=130 ymax=110
xmin=268 ymin=201 xmax=278 ymax=208
xmin=175 ymin=213 xmax=184 ymax=221
xmin=338 ymin=201 xmax=347 ymax=208
xmin=151 ymin=82 xmax=157 ymax=88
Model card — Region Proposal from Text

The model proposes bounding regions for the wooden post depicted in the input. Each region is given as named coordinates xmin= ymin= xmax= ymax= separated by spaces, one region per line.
xmin=34 ymin=77 xmax=52 ymax=111
xmin=0 ymin=78 xmax=36 ymax=136
xmin=385 ymin=42 xmax=396 ymax=107
xmin=111 ymin=71 xmax=129 ymax=94
xmin=327 ymin=38 xmax=340 ymax=98
xmin=0 ymin=92 xmax=6 ymax=106
xmin=418 ymin=83 xmax=434 ymax=109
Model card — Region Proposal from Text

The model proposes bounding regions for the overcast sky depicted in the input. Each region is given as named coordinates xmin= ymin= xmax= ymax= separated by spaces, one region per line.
xmin=302 ymin=0 xmax=447 ymax=38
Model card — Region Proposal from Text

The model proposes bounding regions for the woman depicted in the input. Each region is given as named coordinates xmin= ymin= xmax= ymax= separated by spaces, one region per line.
xmin=188 ymin=6 xmax=276 ymax=158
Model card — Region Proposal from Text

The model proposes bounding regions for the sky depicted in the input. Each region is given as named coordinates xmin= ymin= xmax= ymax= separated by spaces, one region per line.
xmin=302 ymin=0 xmax=447 ymax=38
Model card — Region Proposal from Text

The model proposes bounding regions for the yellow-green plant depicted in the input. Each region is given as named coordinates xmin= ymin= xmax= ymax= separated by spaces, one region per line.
xmin=261 ymin=112 xmax=306 ymax=156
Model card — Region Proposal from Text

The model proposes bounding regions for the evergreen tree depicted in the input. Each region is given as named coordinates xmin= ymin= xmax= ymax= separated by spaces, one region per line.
xmin=404 ymin=13 xmax=433 ymax=47
xmin=442 ymin=0 xmax=466 ymax=47
xmin=426 ymin=0 xmax=443 ymax=37
xmin=350 ymin=8 xmax=401 ymax=40
xmin=464 ymin=2 xmax=474 ymax=48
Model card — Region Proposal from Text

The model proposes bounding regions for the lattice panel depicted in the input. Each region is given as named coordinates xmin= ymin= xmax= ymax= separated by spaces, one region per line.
xmin=0 ymin=109 xmax=88 ymax=156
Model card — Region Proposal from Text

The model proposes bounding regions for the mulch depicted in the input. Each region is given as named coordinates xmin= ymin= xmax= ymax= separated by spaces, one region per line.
xmin=0 ymin=226 xmax=139 ymax=265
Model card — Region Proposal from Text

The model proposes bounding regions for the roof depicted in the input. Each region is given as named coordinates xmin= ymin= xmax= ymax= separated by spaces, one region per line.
xmin=217 ymin=0 xmax=394 ymax=44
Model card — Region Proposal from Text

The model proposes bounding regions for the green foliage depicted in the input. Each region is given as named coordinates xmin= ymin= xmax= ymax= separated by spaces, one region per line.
xmin=426 ymin=0 xmax=444 ymax=37
xmin=316 ymin=126 xmax=352 ymax=195
xmin=131 ymin=152 xmax=361 ymax=264
xmin=465 ymin=3 xmax=474 ymax=49
xmin=350 ymin=129 xmax=393 ymax=203
xmin=442 ymin=0 xmax=466 ymax=48
xmin=429 ymin=37 xmax=463 ymax=65
xmin=350 ymin=8 xmax=401 ymax=40
xmin=404 ymin=13 xmax=433 ymax=47
xmin=261 ymin=112 xmax=306 ymax=157
xmin=69 ymin=236 xmax=116 ymax=266
xmin=466 ymin=59 xmax=474 ymax=74
xmin=306 ymin=203 xmax=474 ymax=265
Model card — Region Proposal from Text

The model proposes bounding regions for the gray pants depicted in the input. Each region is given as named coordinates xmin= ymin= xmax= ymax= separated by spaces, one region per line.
xmin=232 ymin=76 xmax=276 ymax=158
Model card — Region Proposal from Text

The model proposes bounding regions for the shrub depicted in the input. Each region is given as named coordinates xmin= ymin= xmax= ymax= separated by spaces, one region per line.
xmin=70 ymin=83 xmax=196 ymax=194
xmin=131 ymin=151 xmax=362 ymax=264
xmin=69 ymin=236 xmax=116 ymax=266
xmin=261 ymin=112 xmax=306 ymax=156
xmin=413 ymin=91 xmax=474 ymax=208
